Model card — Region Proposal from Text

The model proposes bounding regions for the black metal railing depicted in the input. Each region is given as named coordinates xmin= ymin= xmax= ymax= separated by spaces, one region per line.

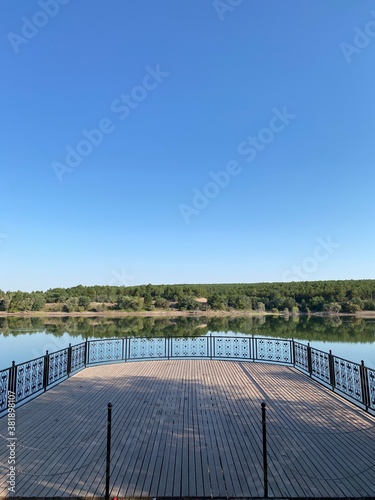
xmin=0 ymin=341 xmax=88 ymax=415
xmin=1 ymin=336 xmax=374 ymax=418
xmin=293 ymin=340 xmax=375 ymax=411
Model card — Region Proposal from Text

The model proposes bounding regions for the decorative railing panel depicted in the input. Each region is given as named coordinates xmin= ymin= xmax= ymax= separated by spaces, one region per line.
xmin=256 ymin=338 xmax=292 ymax=363
xmin=171 ymin=337 xmax=208 ymax=358
xmin=48 ymin=348 xmax=68 ymax=384
xmin=367 ymin=368 xmax=375 ymax=410
xmin=213 ymin=336 xmax=251 ymax=359
xmin=16 ymin=357 xmax=44 ymax=403
xmin=0 ymin=369 xmax=9 ymax=413
xmin=71 ymin=343 xmax=86 ymax=372
xmin=1 ymin=336 xmax=374 ymax=418
xmin=333 ymin=356 xmax=362 ymax=402
xmin=129 ymin=337 xmax=167 ymax=359
xmin=311 ymin=348 xmax=330 ymax=383
xmin=88 ymin=339 xmax=123 ymax=364
xmin=294 ymin=342 xmax=308 ymax=371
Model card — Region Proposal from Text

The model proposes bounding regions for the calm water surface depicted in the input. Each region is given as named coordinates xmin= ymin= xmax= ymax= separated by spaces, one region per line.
xmin=0 ymin=315 xmax=374 ymax=369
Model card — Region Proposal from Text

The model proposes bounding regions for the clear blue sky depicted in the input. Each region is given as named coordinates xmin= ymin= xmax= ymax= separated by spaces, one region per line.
xmin=1 ymin=0 xmax=374 ymax=292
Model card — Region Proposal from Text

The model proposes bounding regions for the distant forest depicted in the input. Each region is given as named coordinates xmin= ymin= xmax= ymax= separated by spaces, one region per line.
xmin=1 ymin=280 xmax=375 ymax=314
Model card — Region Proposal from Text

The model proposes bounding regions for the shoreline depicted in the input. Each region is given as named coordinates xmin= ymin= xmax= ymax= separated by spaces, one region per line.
xmin=1 ymin=310 xmax=375 ymax=319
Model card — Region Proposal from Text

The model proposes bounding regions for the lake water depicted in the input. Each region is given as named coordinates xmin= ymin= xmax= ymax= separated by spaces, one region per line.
xmin=0 ymin=315 xmax=374 ymax=369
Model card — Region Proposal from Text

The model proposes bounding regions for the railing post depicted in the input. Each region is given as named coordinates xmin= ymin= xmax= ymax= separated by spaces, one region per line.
xmin=67 ymin=343 xmax=72 ymax=377
xmin=9 ymin=361 xmax=17 ymax=400
xmin=167 ymin=337 xmax=170 ymax=360
xmin=328 ymin=350 xmax=336 ymax=390
xmin=105 ymin=402 xmax=112 ymax=500
xmin=307 ymin=343 xmax=312 ymax=377
xmin=43 ymin=351 xmax=50 ymax=390
xmin=360 ymin=360 xmax=370 ymax=410
xmin=261 ymin=402 xmax=268 ymax=499
xmin=85 ymin=340 xmax=89 ymax=366
xmin=209 ymin=334 xmax=212 ymax=360
xmin=252 ymin=335 xmax=255 ymax=362
xmin=130 ymin=337 xmax=134 ymax=361
xmin=291 ymin=339 xmax=295 ymax=366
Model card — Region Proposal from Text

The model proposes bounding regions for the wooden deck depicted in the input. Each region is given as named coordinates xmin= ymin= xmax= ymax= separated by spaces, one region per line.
xmin=1 ymin=360 xmax=375 ymax=498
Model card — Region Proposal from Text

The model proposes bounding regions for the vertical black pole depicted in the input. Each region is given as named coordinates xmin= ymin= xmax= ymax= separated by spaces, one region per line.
xmin=360 ymin=360 xmax=370 ymax=410
xmin=43 ymin=351 xmax=50 ymax=391
xmin=209 ymin=334 xmax=212 ymax=360
xmin=85 ymin=339 xmax=89 ymax=366
xmin=328 ymin=350 xmax=336 ymax=390
xmin=67 ymin=343 xmax=72 ymax=377
xmin=291 ymin=339 xmax=295 ymax=366
xmin=9 ymin=361 xmax=17 ymax=401
xmin=105 ymin=403 xmax=112 ymax=500
xmin=307 ymin=343 xmax=312 ymax=377
xmin=261 ymin=402 xmax=268 ymax=498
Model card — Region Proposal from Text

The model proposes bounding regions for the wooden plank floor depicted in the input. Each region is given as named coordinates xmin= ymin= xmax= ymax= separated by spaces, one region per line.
xmin=1 ymin=360 xmax=375 ymax=498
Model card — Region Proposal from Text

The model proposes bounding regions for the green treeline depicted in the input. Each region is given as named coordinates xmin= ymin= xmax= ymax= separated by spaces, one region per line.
xmin=1 ymin=279 xmax=375 ymax=314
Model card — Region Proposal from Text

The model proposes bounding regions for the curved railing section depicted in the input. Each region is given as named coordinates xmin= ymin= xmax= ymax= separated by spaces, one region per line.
xmin=0 ymin=336 xmax=374 ymax=418
xmin=87 ymin=336 xmax=294 ymax=363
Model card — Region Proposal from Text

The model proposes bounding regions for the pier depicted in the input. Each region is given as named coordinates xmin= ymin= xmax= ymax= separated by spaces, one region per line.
xmin=1 ymin=357 xmax=375 ymax=498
